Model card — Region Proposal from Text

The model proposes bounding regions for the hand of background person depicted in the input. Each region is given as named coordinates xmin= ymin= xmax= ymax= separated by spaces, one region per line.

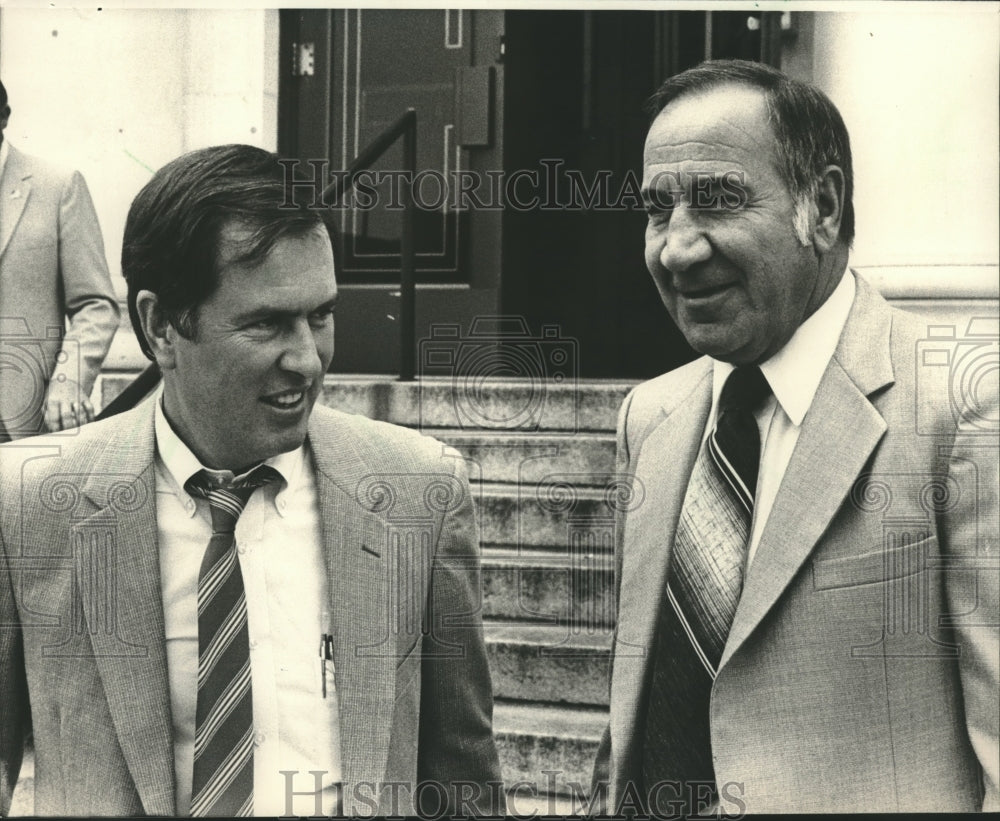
xmin=43 ymin=378 xmax=94 ymax=431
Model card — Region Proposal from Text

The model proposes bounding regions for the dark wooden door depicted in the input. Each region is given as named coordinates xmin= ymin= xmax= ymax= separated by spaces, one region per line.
xmin=280 ymin=9 xmax=505 ymax=374
xmin=280 ymin=9 xmax=784 ymax=378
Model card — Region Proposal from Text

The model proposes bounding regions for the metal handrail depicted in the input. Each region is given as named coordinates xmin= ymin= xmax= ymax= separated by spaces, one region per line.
xmin=97 ymin=109 xmax=418 ymax=421
xmin=324 ymin=108 xmax=417 ymax=381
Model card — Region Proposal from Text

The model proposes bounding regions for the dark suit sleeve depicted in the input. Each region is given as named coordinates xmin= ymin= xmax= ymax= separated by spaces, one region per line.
xmin=0 ymin=515 xmax=29 ymax=816
xmin=940 ymin=376 xmax=1000 ymax=810
xmin=416 ymin=450 xmax=505 ymax=815
xmin=48 ymin=169 xmax=120 ymax=399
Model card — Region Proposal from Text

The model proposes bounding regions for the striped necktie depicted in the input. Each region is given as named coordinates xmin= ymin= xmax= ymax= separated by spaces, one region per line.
xmin=184 ymin=465 xmax=281 ymax=817
xmin=642 ymin=366 xmax=771 ymax=815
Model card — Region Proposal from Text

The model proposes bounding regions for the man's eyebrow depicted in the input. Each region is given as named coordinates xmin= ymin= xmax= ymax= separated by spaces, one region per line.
xmin=314 ymin=294 xmax=339 ymax=310
xmin=641 ymin=185 xmax=679 ymax=209
xmin=232 ymin=295 xmax=339 ymax=323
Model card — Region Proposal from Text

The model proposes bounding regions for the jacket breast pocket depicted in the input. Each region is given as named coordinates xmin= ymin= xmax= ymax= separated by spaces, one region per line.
xmin=811 ymin=535 xmax=938 ymax=591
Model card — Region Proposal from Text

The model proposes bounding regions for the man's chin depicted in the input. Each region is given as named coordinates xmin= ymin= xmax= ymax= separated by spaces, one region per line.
xmin=686 ymin=331 xmax=741 ymax=362
xmin=682 ymin=322 xmax=767 ymax=365
xmin=237 ymin=428 xmax=309 ymax=468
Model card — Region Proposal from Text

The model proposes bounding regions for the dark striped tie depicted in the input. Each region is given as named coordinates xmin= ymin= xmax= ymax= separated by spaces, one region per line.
xmin=184 ymin=466 xmax=280 ymax=818
xmin=642 ymin=366 xmax=771 ymax=815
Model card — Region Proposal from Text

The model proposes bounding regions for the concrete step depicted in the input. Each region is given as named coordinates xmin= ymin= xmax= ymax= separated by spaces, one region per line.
xmin=504 ymin=789 xmax=591 ymax=817
xmin=482 ymin=547 xmax=616 ymax=627
xmin=486 ymin=622 xmax=611 ymax=706
xmin=321 ymin=376 xmax=633 ymax=433
xmin=98 ymin=373 xmax=636 ymax=434
xmin=493 ymin=700 xmax=606 ymax=799
xmin=475 ymin=482 xmax=639 ymax=550
xmin=437 ymin=430 xmax=616 ymax=486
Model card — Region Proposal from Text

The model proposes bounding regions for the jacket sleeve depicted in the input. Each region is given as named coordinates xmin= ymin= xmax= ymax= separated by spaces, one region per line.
xmin=48 ymin=169 xmax=120 ymax=399
xmin=940 ymin=373 xmax=1000 ymax=811
xmin=416 ymin=450 xmax=506 ymax=815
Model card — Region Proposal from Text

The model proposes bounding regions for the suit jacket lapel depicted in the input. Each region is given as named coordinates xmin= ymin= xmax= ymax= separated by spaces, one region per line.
xmin=721 ymin=274 xmax=895 ymax=670
xmin=0 ymin=148 xmax=31 ymax=261
xmin=611 ymin=365 xmax=712 ymax=783
xmin=73 ymin=399 xmax=176 ymax=814
xmin=308 ymin=412 xmax=395 ymax=809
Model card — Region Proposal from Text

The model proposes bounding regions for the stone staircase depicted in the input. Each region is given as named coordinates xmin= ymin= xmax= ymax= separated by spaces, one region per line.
xmin=315 ymin=376 xmax=635 ymax=812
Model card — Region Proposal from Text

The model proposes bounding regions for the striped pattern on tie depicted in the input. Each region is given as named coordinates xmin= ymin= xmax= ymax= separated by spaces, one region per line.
xmin=185 ymin=466 xmax=280 ymax=818
xmin=668 ymin=432 xmax=753 ymax=675
xmin=642 ymin=366 xmax=770 ymax=815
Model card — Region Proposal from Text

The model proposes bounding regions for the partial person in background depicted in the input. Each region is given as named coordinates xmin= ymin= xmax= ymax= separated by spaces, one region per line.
xmin=593 ymin=59 xmax=998 ymax=814
xmin=0 ymin=78 xmax=120 ymax=441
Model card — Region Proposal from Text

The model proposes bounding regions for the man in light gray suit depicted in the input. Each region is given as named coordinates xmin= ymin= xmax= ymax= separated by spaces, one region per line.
xmin=592 ymin=60 xmax=998 ymax=813
xmin=0 ymin=78 xmax=120 ymax=440
xmin=0 ymin=144 xmax=504 ymax=816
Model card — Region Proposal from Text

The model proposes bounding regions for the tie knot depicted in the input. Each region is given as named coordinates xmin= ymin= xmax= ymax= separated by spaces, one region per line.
xmin=185 ymin=465 xmax=281 ymax=534
xmin=719 ymin=366 xmax=771 ymax=414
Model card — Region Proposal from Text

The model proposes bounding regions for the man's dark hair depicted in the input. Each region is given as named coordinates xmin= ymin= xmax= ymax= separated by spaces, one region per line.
xmin=0 ymin=78 xmax=8 ymax=110
xmin=122 ymin=143 xmax=336 ymax=360
xmin=648 ymin=59 xmax=854 ymax=245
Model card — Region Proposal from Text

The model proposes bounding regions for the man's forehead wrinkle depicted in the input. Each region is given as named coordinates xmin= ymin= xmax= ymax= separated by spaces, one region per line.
xmin=645 ymin=124 xmax=773 ymax=158
xmin=642 ymin=149 xmax=750 ymax=185
xmin=645 ymin=137 xmax=748 ymax=157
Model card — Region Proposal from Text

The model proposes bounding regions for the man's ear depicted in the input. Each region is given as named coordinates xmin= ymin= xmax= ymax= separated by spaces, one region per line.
xmin=135 ymin=290 xmax=179 ymax=370
xmin=812 ymin=165 xmax=845 ymax=254
xmin=0 ymin=105 xmax=10 ymax=131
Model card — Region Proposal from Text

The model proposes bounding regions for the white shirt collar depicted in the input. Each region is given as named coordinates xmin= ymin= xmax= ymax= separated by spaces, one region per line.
xmin=153 ymin=388 xmax=304 ymax=501
xmin=0 ymin=140 xmax=10 ymax=182
xmin=712 ymin=269 xmax=855 ymax=426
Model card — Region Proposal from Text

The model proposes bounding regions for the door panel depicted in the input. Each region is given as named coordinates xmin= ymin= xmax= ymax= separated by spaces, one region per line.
xmin=279 ymin=9 xmax=503 ymax=374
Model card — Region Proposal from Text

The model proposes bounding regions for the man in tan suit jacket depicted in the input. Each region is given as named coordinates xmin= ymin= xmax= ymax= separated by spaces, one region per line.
xmin=0 ymin=144 xmax=503 ymax=816
xmin=0 ymin=79 xmax=120 ymax=440
xmin=592 ymin=60 xmax=998 ymax=813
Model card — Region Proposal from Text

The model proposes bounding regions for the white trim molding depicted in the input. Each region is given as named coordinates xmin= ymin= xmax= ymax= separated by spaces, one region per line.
xmin=856 ymin=265 xmax=999 ymax=301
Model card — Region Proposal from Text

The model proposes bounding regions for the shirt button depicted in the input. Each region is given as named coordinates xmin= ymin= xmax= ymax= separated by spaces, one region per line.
xmin=254 ymin=732 xmax=266 ymax=747
xmin=237 ymin=543 xmax=248 ymax=555
xmin=249 ymin=638 xmax=258 ymax=650
xmin=277 ymin=499 xmax=287 ymax=512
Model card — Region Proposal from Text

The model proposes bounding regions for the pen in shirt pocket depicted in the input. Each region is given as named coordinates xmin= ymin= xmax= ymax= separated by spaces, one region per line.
xmin=319 ymin=633 xmax=334 ymax=698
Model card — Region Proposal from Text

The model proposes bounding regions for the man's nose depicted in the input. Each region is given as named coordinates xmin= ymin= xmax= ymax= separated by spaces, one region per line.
xmin=279 ymin=319 xmax=325 ymax=378
xmin=659 ymin=203 xmax=711 ymax=273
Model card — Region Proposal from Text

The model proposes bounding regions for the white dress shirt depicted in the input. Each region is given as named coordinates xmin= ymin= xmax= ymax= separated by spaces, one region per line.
xmin=704 ymin=270 xmax=856 ymax=567
xmin=154 ymin=395 xmax=342 ymax=816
